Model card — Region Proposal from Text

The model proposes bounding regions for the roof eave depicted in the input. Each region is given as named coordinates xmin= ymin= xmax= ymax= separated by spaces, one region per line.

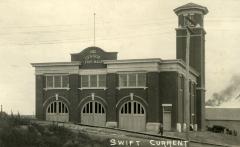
xmin=31 ymin=62 xmax=81 ymax=67
xmin=174 ymin=3 xmax=208 ymax=15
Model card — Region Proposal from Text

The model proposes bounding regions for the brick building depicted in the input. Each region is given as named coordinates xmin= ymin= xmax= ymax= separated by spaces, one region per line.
xmin=32 ymin=3 xmax=208 ymax=132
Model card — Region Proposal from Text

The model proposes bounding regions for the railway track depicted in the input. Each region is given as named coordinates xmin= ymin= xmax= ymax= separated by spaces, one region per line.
xmin=31 ymin=120 xmax=234 ymax=147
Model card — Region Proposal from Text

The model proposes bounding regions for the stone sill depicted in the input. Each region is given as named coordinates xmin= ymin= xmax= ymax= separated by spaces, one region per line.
xmin=44 ymin=88 xmax=70 ymax=91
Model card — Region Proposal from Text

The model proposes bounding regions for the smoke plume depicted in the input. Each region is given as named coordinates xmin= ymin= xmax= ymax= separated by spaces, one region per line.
xmin=206 ymin=74 xmax=240 ymax=106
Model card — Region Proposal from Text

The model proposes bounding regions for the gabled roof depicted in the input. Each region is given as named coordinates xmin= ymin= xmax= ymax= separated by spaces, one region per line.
xmin=206 ymin=108 xmax=240 ymax=121
xmin=174 ymin=3 xmax=208 ymax=15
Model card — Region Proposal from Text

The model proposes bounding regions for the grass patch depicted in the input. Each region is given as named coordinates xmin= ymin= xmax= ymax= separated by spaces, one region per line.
xmin=0 ymin=115 xmax=109 ymax=147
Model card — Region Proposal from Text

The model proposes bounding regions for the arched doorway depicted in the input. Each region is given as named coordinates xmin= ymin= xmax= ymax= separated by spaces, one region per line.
xmin=81 ymin=101 xmax=106 ymax=127
xmin=119 ymin=101 xmax=146 ymax=131
xmin=46 ymin=101 xmax=69 ymax=122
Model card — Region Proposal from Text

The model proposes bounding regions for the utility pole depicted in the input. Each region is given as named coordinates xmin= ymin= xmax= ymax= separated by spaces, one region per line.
xmin=17 ymin=111 xmax=20 ymax=118
xmin=11 ymin=109 xmax=13 ymax=117
xmin=0 ymin=105 xmax=2 ymax=117
xmin=183 ymin=28 xmax=190 ymax=132
xmin=0 ymin=104 xmax=2 ymax=113
xmin=93 ymin=12 xmax=96 ymax=47
xmin=183 ymin=16 xmax=195 ymax=132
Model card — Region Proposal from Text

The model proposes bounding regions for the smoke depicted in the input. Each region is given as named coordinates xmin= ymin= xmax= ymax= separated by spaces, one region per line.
xmin=206 ymin=74 xmax=240 ymax=106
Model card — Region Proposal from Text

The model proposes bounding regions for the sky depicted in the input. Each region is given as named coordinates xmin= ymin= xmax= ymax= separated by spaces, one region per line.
xmin=0 ymin=0 xmax=240 ymax=114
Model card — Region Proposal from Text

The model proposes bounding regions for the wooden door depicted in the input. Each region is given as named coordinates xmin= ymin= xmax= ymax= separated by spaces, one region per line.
xmin=81 ymin=101 xmax=106 ymax=127
xmin=46 ymin=101 xmax=69 ymax=122
xmin=119 ymin=101 xmax=146 ymax=132
xmin=163 ymin=111 xmax=171 ymax=131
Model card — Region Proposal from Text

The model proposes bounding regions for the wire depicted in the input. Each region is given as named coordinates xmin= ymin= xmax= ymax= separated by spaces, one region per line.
xmin=6 ymin=30 xmax=173 ymax=46
xmin=0 ymin=22 xmax=175 ymax=37
xmin=0 ymin=18 xmax=176 ymax=32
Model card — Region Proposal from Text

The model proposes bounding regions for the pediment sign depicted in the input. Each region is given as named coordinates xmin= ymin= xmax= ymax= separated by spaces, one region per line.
xmin=71 ymin=46 xmax=117 ymax=68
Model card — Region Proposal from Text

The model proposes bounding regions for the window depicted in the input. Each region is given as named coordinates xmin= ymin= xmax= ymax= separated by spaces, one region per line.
xmin=90 ymin=75 xmax=97 ymax=87
xmin=62 ymin=75 xmax=69 ymax=87
xmin=99 ymin=75 xmax=106 ymax=87
xmin=118 ymin=73 xmax=146 ymax=88
xmin=46 ymin=76 xmax=53 ymax=88
xmin=120 ymin=101 xmax=145 ymax=114
xmin=47 ymin=101 xmax=68 ymax=113
xmin=163 ymin=106 xmax=172 ymax=112
xmin=81 ymin=74 xmax=106 ymax=88
xmin=46 ymin=75 xmax=69 ymax=89
xmin=81 ymin=75 xmax=89 ymax=87
xmin=138 ymin=73 xmax=146 ymax=86
xmin=183 ymin=14 xmax=195 ymax=27
xmin=129 ymin=73 xmax=136 ymax=87
xmin=119 ymin=74 xmax=127 ymax=87
xmin=54 ymin=76 xmax=61 ymax=88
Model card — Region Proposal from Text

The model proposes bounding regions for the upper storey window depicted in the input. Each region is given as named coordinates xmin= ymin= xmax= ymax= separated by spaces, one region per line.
xmin=81 ymin=74 xmax=106 ymax=89
xmin=46 ymin=75 xmax=69 ymax=89
xmin=119 ymin=73 xmax=146 ymax=89
xmin=183 ymin=14 xmax=194 ymax=27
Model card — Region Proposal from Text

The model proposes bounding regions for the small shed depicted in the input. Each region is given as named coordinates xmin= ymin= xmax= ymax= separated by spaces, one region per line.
xmin=205 ymin=108 xmax=240 ymax=134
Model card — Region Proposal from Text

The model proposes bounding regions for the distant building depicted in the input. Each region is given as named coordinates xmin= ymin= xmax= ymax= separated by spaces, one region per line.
xmin=206 ymin=108 xmax=240 ymax=134
xmin=31 ymin=3 xmax=208 ymax=133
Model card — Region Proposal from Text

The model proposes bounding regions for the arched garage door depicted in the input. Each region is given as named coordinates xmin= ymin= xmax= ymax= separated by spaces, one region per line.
xmin=46 ymin=101 xmax=69 ymax=122
xmin=81 ymin=101 xmax=106 ymax=127
xmin=119 ymin=101 xmax=146 ymax=131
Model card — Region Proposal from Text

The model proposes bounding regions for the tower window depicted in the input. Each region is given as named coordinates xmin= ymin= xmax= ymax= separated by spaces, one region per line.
xmin=183 ymin=14 xmax=195 ymax=27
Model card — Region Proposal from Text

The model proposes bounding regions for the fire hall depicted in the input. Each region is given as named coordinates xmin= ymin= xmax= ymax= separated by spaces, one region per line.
xmin=32 ymin=3 xmax=208 ymax=132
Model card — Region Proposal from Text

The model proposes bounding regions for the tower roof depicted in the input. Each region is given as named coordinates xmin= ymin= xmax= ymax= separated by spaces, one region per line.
xmin=174 ymin=3 xmax=208 ymax=15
